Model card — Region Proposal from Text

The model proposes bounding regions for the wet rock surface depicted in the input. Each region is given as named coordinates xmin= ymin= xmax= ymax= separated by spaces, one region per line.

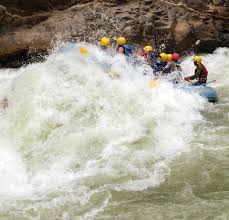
xmin=0 ymin=0 xmax=228 ymax=67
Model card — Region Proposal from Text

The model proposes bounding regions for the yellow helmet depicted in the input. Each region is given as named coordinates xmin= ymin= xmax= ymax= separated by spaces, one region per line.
xmin=193 ymin=56 xmax=203 ymax=64
xmin=160 ymin=53 xmax=167 ymax=62
xmin=116 ymin=37 xmax=127 ymax=45
xmin=166 ymin=54 xmax=172 ymax=62
xmin=143 ymin=45 xmax=153 ymax=53
xmin=100 ymin=37 xmax=110 ymax=47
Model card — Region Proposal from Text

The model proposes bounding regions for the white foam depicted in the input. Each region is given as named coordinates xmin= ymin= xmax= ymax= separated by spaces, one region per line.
xmin=0 ymin=44 xmax=227 ymax=214
xmin=0 ymin=138 xmax=32 ymax=197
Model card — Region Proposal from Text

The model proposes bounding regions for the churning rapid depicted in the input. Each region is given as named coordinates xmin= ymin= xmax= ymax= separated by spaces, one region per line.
xmin=0 ymin=44 xmax=228 ymax=220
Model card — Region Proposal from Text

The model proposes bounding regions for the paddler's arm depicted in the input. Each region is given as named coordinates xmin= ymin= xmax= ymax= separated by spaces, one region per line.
xmin=185 ymin=68 xmax=199 ymax=81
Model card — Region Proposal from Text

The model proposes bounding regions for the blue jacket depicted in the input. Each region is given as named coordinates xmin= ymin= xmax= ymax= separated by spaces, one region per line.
xmin=152 ymin=59 xmax=166 ymax=74
xmin=123 ymin=44 xmax=133 ymax=56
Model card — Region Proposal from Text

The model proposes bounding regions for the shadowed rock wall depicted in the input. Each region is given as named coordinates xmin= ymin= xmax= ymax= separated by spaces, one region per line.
xmin=0 ymin=0 xmax=228 ymax=67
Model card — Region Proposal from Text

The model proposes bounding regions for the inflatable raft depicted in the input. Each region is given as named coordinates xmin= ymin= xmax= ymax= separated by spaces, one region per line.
xmin=180 ymin=85 xmax=219 ymax=102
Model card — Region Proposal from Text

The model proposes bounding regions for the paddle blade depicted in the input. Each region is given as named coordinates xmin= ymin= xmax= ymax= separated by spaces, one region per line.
xmin=149 ymin=79 xmax=159 ymax=88
xmin=80 ymin=47 xmax=89 ymax=54
xmin=109 ymin=68 xmax=120 ymax=79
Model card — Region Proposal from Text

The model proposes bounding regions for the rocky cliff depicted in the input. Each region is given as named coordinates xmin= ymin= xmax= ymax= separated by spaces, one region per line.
xmin=0 ymin=0 xmax=229 ymax=67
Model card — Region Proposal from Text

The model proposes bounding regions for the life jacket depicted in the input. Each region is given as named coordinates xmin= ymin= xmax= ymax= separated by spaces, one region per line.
xmin=150 ymin=52 xmax=157 ymax=66
xmin=203 ymin=66 xmax=208 ymax=78
xmin=156 ymin=61 xmax=166 ymax=69
xmin=197 ymin=64 xmax=208 ymax=79
xmin=164 ymin=61 xmax=176 ymax=74
xmin=142 ymin=53 xmax=151 ymax=64
xmin=123 ymin=44 xmax=133 ymax=56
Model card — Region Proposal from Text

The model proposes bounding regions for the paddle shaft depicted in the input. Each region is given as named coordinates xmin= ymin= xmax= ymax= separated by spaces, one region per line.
xmin=205 ymin=80 xmax=216 ymax=85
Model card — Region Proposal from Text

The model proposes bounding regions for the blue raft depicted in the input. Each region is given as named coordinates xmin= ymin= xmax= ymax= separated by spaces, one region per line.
xmin=180 ymin=85 xmax=219 ymax=102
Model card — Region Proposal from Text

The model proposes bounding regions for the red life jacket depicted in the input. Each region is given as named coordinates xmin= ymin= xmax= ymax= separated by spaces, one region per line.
xmin=197 ymin=64 xmax=208 ymax=79
xmin=202 ymin=65 xmax=208 ymax=78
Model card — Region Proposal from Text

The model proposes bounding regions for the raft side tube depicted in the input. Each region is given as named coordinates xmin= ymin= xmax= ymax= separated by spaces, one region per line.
xmin=179 ymin=85 xmax=219 ymax=103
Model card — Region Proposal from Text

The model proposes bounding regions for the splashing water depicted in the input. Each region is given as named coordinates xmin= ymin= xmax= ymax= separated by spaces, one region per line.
xmin=0 ymin=44 xmax=228 ymax=220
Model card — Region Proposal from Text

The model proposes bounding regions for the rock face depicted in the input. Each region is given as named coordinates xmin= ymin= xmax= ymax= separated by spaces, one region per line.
xmin=0 ymin=0 xmax=229 ymax=67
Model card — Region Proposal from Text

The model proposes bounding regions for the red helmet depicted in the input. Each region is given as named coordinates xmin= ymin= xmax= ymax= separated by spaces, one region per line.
xmin=172 ymin=53 xmax=180 ymax=61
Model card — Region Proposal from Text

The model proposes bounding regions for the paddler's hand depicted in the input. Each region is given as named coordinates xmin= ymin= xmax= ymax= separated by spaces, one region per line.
xmin=184 ymin=77 xmax=190 ymax=81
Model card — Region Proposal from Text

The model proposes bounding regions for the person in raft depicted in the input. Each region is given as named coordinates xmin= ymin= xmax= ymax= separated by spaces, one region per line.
xmin=184 ymin=56 xmax=208 ymax=86
xmin=117 ymin=45 xmax=126 ymax=55
xmin=99 ymin=37 xmax=110 ymax=50
xmin=116 ymin=37 xmax=133 ymax=56
xmin=142 ymin=46 xmax=154 ymax=65
xmin=163 ymin=53 xmax=182 ymax=74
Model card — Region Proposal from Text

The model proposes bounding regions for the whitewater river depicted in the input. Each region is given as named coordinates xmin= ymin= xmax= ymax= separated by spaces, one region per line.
xmin=0 ymin=44 xmax=228 ymax=220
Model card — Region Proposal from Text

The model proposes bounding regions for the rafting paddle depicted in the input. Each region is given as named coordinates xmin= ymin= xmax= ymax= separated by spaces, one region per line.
xmin=80 ymin=47 xmax=89 ymax=55
xmin=205 ymin=80 xmax=216 ymax=85
xmin=149 ymin=79 xmax=160 ymax=88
